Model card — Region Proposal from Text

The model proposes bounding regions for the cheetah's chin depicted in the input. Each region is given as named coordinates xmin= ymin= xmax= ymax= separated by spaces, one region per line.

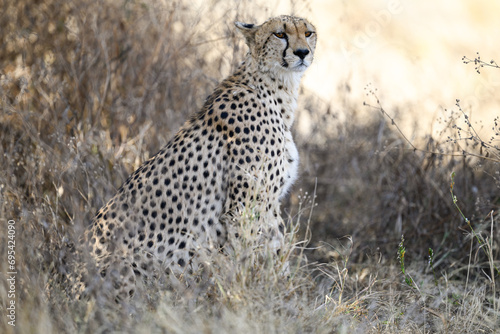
xmin=289 ymin=60 xmax=311 ymax=72
xmin=292 ymin=63 xmax=309 ymax=71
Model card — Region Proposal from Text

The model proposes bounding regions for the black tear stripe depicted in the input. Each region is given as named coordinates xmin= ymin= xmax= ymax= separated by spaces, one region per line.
xmin=282 ymin=23 xmax=289 ymax=67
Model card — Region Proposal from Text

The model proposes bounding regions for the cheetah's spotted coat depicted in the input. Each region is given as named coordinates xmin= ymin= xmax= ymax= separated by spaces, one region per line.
xmin=82 ymin=15 xmax=317 ymax=300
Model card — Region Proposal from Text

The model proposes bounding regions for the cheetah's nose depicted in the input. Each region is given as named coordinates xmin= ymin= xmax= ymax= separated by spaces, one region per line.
xmin=293 ymin=49 xmax=309 ymax=60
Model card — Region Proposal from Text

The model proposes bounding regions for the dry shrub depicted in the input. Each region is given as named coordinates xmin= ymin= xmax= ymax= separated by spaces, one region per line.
xmin=292 ymin=91 xmax=499 ymax=275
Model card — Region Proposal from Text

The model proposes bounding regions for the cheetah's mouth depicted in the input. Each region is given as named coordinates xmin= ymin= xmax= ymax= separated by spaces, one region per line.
xmin=279 ymin=58 xmax=310 ymax=72
xmin=290 ymin=59 xmax=310 ymax=72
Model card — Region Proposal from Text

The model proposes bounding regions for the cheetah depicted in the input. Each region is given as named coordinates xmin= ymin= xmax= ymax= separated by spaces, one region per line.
xmin=80 ymin=15 xmax=317 ymax=300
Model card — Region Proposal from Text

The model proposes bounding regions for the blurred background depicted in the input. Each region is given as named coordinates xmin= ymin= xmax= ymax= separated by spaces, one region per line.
xmin=306 ymin=0 xmax=500 ymax=138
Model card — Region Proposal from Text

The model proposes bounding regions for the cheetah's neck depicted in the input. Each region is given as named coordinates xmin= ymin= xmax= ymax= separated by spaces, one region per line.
xmin=239 ymin=56 xmax=303 ymax=129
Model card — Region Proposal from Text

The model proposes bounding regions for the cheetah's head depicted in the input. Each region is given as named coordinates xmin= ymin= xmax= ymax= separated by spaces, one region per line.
xmin=235 ymin=15 xmax=317 ymax=76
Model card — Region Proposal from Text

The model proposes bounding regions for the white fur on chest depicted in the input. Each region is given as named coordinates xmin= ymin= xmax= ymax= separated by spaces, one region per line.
xmin=272 ymin=73 xmax=302 ymax=198
xmin=280 ymin=130 xmax=299 ymax=199
xmin=253 ymin=70 xmax=303 ymax=199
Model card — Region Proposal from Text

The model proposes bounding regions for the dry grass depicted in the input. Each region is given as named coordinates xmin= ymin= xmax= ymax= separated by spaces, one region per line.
xmin=1 ymin=0 xmax=499 ymax=333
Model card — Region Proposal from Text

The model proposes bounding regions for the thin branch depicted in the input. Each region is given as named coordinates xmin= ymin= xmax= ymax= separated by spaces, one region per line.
xmin=364 ymin=91 xmax=500 ymax=163
xmin=462 ymin=52 xmax=500 ymax=74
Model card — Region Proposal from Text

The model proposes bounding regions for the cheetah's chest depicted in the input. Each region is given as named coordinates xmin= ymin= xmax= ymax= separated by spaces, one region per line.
xmin=281 ymin=130 xmax=298 ymax=199
xmin=269 ymin=88 xmax=299 ymax=199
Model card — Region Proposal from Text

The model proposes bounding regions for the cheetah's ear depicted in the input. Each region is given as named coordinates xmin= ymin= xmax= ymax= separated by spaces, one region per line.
xmin=235 ymin=21 xmax=259 ymax=46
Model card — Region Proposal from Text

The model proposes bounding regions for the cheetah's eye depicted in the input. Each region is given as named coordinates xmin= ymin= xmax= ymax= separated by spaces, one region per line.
xmin=305 ymin=31 xmax=314 ymax=38
xmin=274 ymin=32 xmax=286 ymax=39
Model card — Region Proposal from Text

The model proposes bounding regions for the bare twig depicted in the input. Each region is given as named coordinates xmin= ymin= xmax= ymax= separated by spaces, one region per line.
xmin=462 ymin=52 xmax=500 ymax=74
xmin=364 ymin=89 xmax=500 ymax=163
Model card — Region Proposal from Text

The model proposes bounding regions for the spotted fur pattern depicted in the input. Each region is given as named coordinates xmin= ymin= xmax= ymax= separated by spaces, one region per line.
xmin=79 ymin=15 xmax=317 ymax=301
